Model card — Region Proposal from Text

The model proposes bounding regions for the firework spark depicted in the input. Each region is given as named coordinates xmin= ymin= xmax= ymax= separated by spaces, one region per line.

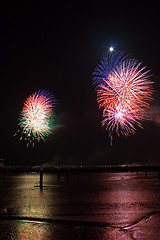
xmin=93 ymin=51 xmax=127 ymax=88
xmin=19 ymin=90 xmax=56 ymax=146
xmin=93 ymin=52 xmax=154 ymax=144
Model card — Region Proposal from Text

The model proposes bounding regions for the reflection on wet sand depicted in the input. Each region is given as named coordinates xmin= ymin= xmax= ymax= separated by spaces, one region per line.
xmin=16 ymin=221 xmax=49 ymax=240
xmin=0 ymin=172 xmax=160 ymax=239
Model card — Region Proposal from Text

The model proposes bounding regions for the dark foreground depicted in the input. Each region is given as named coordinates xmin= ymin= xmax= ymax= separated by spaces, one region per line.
xmin=0 ymin=171 xmax=160 ymax=239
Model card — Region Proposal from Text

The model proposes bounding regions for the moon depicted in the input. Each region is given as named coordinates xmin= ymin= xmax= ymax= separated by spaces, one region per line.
xmin=109 ymin=46 xmax=114 ymax=52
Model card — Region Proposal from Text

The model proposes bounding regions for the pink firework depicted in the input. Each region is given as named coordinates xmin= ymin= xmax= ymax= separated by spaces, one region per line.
xmin=95 ymin=56 xmax=154 ymax=144
xmin=19 ymin=90 xmax=56 ymax=146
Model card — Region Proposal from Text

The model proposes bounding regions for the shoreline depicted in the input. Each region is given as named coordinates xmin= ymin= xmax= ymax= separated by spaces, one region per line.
xmin=0 ymin=164 xmax=160 ymax=174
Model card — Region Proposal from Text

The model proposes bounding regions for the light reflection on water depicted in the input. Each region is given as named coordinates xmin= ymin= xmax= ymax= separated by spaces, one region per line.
xmin=16 ymin=221 xmax=48 ymax=240
xmin=0 ymin=172 xmax=160 ymax=239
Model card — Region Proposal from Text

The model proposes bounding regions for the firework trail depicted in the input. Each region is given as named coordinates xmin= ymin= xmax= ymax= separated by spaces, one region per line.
xmin=19 ymin=90 xmax=56 ymax=146
xmin=93 ymin=52 xmax=154 ymax=144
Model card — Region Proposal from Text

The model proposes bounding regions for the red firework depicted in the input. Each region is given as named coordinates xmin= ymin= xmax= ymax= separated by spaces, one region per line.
xmin=95 ymin=57 xmax=154 ymax=144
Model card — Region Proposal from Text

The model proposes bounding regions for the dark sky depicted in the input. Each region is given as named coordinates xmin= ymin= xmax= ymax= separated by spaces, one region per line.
xmin=1 ymin=2 xmax=160 ymax=166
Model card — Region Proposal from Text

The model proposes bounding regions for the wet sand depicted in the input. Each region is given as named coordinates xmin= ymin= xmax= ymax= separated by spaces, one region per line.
xmin=0 ymin=171 xmax=160 ymax=239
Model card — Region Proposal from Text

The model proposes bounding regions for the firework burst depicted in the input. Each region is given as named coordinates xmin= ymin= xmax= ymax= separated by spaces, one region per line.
xmin=93 ymin=52 xmax=154 ymax=144
xmin=93 ymin=51 xmax=127 ymax=88
xmin=19 ymin=90 xmax=56 ymax=146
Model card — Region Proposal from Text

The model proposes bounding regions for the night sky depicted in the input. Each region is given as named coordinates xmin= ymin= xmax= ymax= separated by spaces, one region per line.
xmin=1 ymin=2 xmax=160 ymax=166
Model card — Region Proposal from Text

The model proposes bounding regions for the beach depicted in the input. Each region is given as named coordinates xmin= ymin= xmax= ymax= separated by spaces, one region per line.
xmin=0 ymin=171 xmax=160 ymax=239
